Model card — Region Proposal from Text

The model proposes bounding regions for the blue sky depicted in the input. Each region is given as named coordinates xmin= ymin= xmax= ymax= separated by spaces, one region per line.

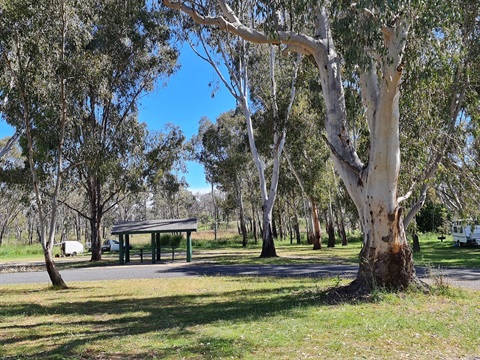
xmin=0 ymin=44 xmax=236 ymax=194
xmin=138 ymin=44 xmax=236 ymax=193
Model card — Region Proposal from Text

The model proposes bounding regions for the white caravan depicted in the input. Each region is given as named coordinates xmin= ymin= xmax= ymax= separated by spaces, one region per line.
xmin=60 ymin=241 xmax=84 ymax=256
xmin=451 ymin=220 xmax=480 ymax=247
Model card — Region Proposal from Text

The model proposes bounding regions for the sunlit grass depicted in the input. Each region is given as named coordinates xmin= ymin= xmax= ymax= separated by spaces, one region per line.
xmin=1 ymin=277 xmax=479 ymax=359
xmin=412 ymin=233 xmax=480 ymax=268
xmin=2 ymin=231 xmax=480 ymax=269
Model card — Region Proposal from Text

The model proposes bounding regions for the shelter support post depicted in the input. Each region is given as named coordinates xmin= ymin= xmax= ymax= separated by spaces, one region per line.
xmin=156 ymin=233 xmax=161 ymax=261
xmin=119 ymin=234 xmax=124 ymax=265
xmin=151 ymin=233 xmax=156 ymax=264
xmin=126 ymin=234 xmax=130 ymax=263
xmin=187 ymin=231 xmax=192 ymax=262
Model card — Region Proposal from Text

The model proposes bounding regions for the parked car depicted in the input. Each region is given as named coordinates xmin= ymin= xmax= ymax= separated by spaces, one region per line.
xmin=101 ymin=239 xmax=132 ymax=252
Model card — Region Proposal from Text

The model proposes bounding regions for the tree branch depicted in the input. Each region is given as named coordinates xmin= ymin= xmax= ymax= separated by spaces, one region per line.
xmin=0 ymin=128 xmax=23 ymax=158
xmin=359 ymin=63 xmax=379 ymax=134
xmin=321 ymin=133 xmax=363 ymax=176
xmin=163 ymin=0 xmax=321 ymax=56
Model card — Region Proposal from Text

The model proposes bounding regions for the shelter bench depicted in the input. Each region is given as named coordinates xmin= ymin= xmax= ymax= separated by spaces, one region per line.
xmin=131 ymin=247 xmax=180 ymax=263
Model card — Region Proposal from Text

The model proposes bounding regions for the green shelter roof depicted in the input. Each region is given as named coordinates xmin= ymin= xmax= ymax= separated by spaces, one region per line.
xmin=111 ymin=218 xmax=197 ymax=235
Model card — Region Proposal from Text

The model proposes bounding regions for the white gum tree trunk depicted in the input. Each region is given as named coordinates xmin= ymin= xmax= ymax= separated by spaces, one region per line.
xmin=312 ymin=12 xmax=417 ymax=288
xmin=164 ymin=1 xmax=420 ymax=288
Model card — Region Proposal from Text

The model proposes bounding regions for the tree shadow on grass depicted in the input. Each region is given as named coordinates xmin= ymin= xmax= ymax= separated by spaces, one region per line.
xmin=0 ymin=283 xmax=327 ymax=359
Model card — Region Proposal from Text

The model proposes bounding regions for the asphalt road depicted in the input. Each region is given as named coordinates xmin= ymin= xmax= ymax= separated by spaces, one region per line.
xmin=2 ymin=262 xmax=480 ymax=289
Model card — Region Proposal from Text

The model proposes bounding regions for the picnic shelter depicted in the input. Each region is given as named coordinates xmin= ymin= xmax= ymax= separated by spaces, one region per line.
xmin=111 ymin=218 xmax=197 ymax=265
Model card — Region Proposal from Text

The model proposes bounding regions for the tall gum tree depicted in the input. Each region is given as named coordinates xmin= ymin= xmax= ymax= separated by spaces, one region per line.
xmin=179 ymin=19 xmax=301 ymax=257
xmin=60 ymin=0 xmax=178 ymax=261
xmin=195 ymin=112 xmax=251 ymax=245
xmin=0 ymin=0 xmax=88 ymax=288
xmin=163 ymin=0 xmax=477 ymax=290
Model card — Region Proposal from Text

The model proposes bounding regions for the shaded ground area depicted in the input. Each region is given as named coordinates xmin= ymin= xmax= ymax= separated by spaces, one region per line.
xmin=1 ymin=262 xmax=480 ymax=290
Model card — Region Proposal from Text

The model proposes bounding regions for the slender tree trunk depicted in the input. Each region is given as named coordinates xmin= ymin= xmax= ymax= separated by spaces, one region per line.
xmin=75 ymin=213 xmax=81 ymax=243
xmin=23 ymin=0 xmax=69 ymax=289
xmin=45 ymin=256 xmax=66 ymax=288
xmin=306 ymin=200 xmax=314 ymax=245
xmin=237 ymin=186 xmax=248 ymax=247
xmin=251 ymin=201 xmax=258 ymax=244
xmin=277 ymin=208 xmax=284 ymax=240
xmin=412 ymin=233 xmax=420 ymax=253
xmin=260 ymin=207 xmax=277 ymax=257
xmin=311 ymin=198 xmax=322 ymax=250
xmin=89 ymin=176 xmax=103 ymax=261
xmin=258 ymin=219 xmax=262 ymax=240
xmin=272 ymin=212 xmax=278 ymax=239
xmin=340 ymin=217 xmax=348 ymax=246
xmin=327 ymin=220 xmax=335 ymax=248
xmin=0 ymin=226 xmax=5 ymax=246
xmin=211 ymin=182 xmax=218 ymax=241
xmin=292 ymin=206 xmax=301 ymax=244
xmin=289 ymin=218 xmax=293 ymax=244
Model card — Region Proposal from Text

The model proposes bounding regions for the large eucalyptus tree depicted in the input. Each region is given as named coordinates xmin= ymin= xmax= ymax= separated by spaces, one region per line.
xmin=60 ymin=1 xmax=179 ymax=261
xmin=175 ymin=19 xmax=301 ymax=256
xmin=196 ymin=111 xmax=251 ymax=244
xmin=0 ymin=0 xmax=90 ymax=288
xmin=164 ymin=0 xmax=478 ymax=291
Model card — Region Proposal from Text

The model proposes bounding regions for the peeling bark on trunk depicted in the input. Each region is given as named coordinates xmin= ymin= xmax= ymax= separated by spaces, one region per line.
xmin=162 ymin=1 xmax=423 ymax=290
xmin=355 ymin=207 xmax=418 ymax=289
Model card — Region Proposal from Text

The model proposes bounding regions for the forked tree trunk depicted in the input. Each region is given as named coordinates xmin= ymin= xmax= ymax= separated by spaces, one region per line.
xmin=313 ymin=13 xmax=420 ymax=290
xmin=162 ymin=1 xmax=422 ymax=290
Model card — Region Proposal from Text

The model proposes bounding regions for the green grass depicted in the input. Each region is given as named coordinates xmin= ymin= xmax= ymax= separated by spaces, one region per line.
xmin=1 ymin=277 xmax=479 ymax=359
xmin=2 ymin=232 xmax=480 ymax=269
xmin=1 ymin=232 xmax=480 ymax=359
xmin=0 ymin=242 xmax=45 ymax=261
xmin=412 ymin=233 xmax=480 ymax=268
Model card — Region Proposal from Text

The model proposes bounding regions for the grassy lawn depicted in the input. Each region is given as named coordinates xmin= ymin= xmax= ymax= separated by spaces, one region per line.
xmin=1 ymin=232 xmax=480 ymax=359
xmin=2 ymin=232 xmax=480 ymax=269
xmin=1 ymin=277 xmax=479 ymax=359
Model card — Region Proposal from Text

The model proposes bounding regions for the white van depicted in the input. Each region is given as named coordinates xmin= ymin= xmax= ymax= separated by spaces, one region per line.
xmin=451 ymin=220 xmax=480 ymax=247
xmin=60 ymin=241 xmax=84 ymax=256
